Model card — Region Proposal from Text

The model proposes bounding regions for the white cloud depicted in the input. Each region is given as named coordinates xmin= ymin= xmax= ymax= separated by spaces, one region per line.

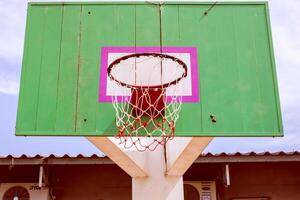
xmin=269 ymin=0 xmax=300 ymax=88
xmin=264 ymin=133 xmax=300 ymax=147
xmin=0 ymin=0 xmax=25 ymax=95
xmin=0 ymin=74 xmax=19 ymax=95
xmin=0 ymin=1 xmax=27 ymax=62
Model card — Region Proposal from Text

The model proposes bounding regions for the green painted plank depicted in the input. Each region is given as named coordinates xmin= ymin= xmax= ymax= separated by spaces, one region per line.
xmin=75 ymin=5 xmax=101 ymax=133
xmin=161 ymin=5 xmax=180 ymax=45
xmin=250 ymin=5 xmax=280 ymax=132
xmin=55 ymin=5 xmax=82 ymax=132
xmin=95 ymin=5 xmax=136 ymax=134
xmin=16 ymin=5 xmax=46 ymax=133
xmin=76 ymin=5 xmax=127 ymax=134
xmin=162 ymin=5 xmax=205 ymax=136
xmin=196 ymin=5 xmax=223 ymax=134
xmin=201 ymin=5 xmax=246 ymax=134
xmin=36 ymin=5 xmax=63 ymax=131
xmin=135 ymin=4 xmax=160 ymax=46
xmin=232 ymin=5 xmax=265 ymax=133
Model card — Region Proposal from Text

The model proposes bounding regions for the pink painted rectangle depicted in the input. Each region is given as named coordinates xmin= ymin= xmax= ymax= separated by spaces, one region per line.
xmin=99 ymin=46 xmax=200 ymax=103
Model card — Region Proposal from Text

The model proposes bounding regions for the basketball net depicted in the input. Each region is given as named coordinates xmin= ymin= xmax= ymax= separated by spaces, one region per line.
xmin=108 ymin=53 xmax=187 ymax=151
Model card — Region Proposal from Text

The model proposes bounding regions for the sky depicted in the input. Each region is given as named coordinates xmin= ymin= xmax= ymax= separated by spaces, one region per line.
xmin=0 ymin=0 xmax=299 ymax=156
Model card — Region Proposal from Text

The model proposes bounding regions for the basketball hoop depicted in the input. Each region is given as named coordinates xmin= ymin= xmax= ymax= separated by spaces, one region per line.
xmin=108 ymin=52 xmax=187 ymax=151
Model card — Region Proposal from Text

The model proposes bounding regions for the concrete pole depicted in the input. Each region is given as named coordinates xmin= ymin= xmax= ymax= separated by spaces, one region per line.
xmin=132 ymin=145 xmax=184 ymax=200
xmin=87 ymin=137 xmax=213 ymax=200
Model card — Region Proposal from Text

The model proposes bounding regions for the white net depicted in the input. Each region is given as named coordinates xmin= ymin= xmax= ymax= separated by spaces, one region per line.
xmin=108 ymin=53 xmax=187 ymax=151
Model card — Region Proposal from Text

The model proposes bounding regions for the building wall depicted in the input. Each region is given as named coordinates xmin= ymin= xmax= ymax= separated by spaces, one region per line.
xmin=50 ymin=165 xmax=131 ymax=200
xmin=1 ymin=161 xmax=300 ymax=200
xmin=220 ymin=162 xmax=300 ymax=200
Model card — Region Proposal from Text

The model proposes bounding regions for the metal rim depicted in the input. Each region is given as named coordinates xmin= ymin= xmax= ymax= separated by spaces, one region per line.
xmin=107 ymin=53 xmax=188 ymax=89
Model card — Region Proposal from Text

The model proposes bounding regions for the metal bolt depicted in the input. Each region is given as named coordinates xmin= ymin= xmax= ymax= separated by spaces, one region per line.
xmin=210 ymin=115 xmax=217 ymax=123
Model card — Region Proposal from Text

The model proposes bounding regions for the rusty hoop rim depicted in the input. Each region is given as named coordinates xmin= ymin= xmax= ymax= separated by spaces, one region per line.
xmin=107 ymin=53 xmax=188 ymax=89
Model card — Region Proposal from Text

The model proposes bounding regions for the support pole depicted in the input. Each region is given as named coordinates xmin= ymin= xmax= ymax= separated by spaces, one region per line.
xmin=132 ymin=146 xmax=184 ymax=200
xmin=87 ymin=137 xmax=213 ymax=200
xmin=87 ymin=137 xmax=147 ymax=178
xmin=166 ymin=137 xmax=213 ymax=176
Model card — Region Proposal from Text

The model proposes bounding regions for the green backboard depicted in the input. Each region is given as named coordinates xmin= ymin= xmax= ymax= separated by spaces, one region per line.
xmin=16 ymin=2 xmax=283 ymax=137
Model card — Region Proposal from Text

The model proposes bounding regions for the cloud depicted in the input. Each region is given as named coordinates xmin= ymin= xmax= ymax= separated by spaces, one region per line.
xmin=0 ymin=74 xmax=19 ymax=95
xmin=269 ymin=0 xmax=300 ymax=103
xmin=0 ymin=1 xmax=27 ymax=62
xmin=0 ymin=57 xmax=21 ymax=95
xmin=0 ymin=0 xmax=25 ymax=95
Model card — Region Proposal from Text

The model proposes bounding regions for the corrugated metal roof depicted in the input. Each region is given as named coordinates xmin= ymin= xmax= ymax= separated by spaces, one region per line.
xmin=1 ymin=151 xmax=300 ymax=159
xmin=201 ymin=151 xmax=300 ymax=157
xmin=0 ymin=153 xmax=105 ymax=159
xmin=1 ymin=152 xmax=300 ymax=165
xmin=194 ymin=151 xmax=300 ymax=163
